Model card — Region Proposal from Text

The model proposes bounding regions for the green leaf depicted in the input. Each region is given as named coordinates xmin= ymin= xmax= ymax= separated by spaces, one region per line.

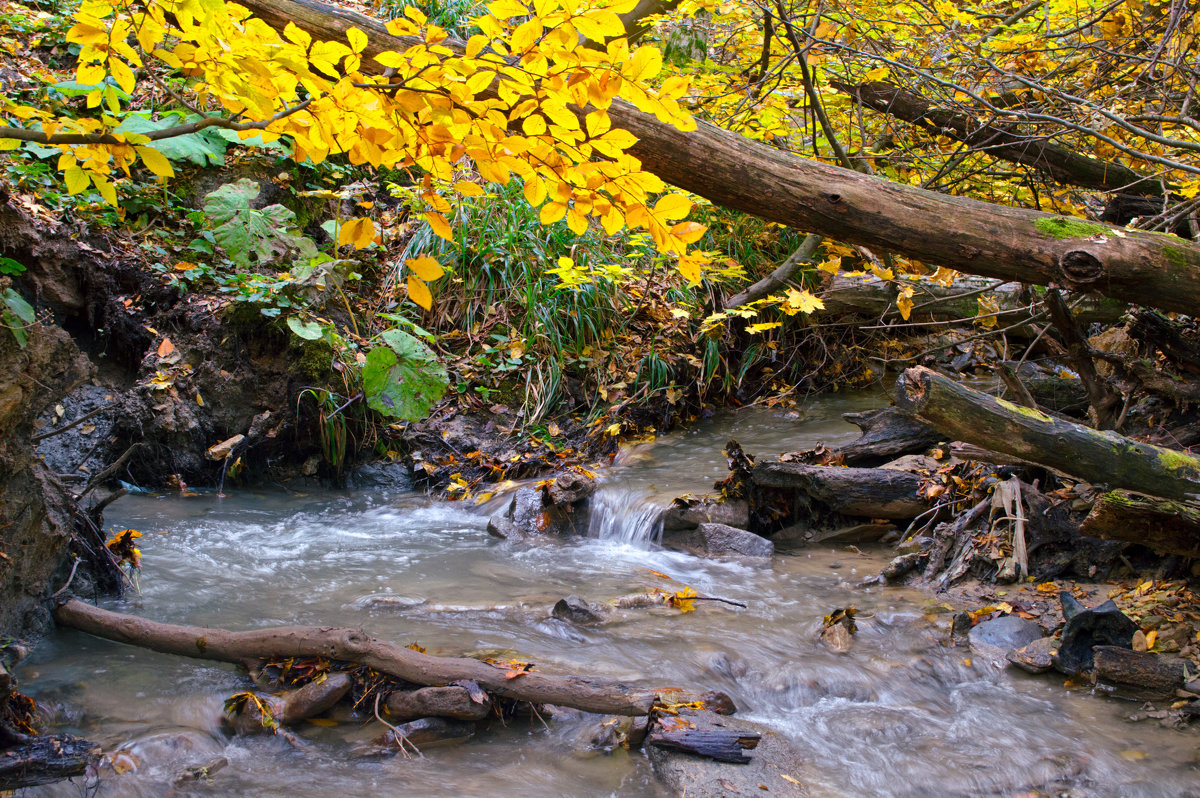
xmin=116 ymin=113 xmax=227 ymax=166
xmin=0 ymin=257 xmax=26 ymax=276
xmin=3 ymin=288 xmax=35 ymax=348
xmin=362 ymin=328 xmax=448 ymax=421
xmin=286 ymin=317 xmax=325 ymax=340
xmin=202 ymin=179 xmax=316 ymax=268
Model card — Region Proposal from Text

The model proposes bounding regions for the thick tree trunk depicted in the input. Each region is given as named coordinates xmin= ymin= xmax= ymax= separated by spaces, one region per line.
xmin=830 ymin=81 xmax=1163 ymax=197
xmin=1079 ymin=490 xmax=1200 ymax=557
xmin=53 ymin=599 xmax=702 ymax=716
xmin=894 ymin=366 xmax=1200 ymax=503
xmin=238 ymin=0 xmax=1200 ymax=316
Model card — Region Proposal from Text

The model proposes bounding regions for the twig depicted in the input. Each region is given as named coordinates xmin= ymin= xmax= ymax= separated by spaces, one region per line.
xmin=49 ymin=557 xmax=81 ymax=599
xmin=77 ymin=443 xmax=143 ymax=500
xmin=693 ymin=596 xmax=748 ymax=608
xmin=373 ymin=693 xmax=421 ymax=758
xmin=31 ymin=405 xmax=109 ymax=442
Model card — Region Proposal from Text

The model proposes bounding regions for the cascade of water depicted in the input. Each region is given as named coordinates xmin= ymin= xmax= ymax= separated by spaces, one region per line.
xmin=586 ymin=485 xmax=664 ymax=544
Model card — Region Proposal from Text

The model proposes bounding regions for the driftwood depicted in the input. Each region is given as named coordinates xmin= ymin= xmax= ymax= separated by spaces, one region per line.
xmin=385 ymin=685 xmax=492 ymax=722
xmin=752 ymin=462 xmax=927 ymax=519
xmin=1092 ymin=646 xmax=1186 ymax=700
xmin=837 ymin=407 xmax=941 ymax=467
xmin=647 ymin=726 xmax=761 ymax=764
xmin=894 ymin=366 xmax=1200 ymax=503
xmin=54 ymin=599 xmax=716 ymax=716
xmin=0 ymin=734 xmax=100 ymax=790
xmin=1079 ymin=491 xmax=1200 ymax=558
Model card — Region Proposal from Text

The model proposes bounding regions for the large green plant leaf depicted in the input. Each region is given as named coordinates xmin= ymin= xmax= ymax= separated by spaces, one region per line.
xmin=202 ymin=179 xmax=316 ymax=268
xmin=117 ymin=113 xmax=228 ymax=166
xmin=3 ymin=288 xmax=35 ymax=348
xmin=362 ymin=329 xmax=448 ymax=421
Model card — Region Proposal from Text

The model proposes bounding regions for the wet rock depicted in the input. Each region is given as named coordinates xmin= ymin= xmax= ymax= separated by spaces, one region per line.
xmin=666 ymin=523 xmax=773 ymax=557
xmin=368 ymin=717 xmax=476 ymax=753
xmin=348 ymin=461 xmax=412 ymax=491
xmin=1007 ymin=637 xmax=1058 ymax=674
xmin=173 ymin=756 xmax=229 ymax=787
xmin=647 ymin=710 xmax=821 ymax=797
xmin=820 ymin=623 xmax=854 ymax=654
xmin=897 ymin=535 xmax=933 ymax=556
xmin=551 ymin=595 xmax=606 ymax=625
xmin=700 ymin=650 xmax=749 ymax=680
xmin=487 ymin=474 xmax=592 ymax=539
xmin=1054 ymin=598 xmax=1138 ymax=675
xmin=968 ymin=616 xmax=1043 ymax=665
xmin=280 ymin=672 xmax=352 ymax=724
xmin=661 ymin=498 xmax=749 ymax=531
xmin=205 ymin=434 xmax=244 ymax=460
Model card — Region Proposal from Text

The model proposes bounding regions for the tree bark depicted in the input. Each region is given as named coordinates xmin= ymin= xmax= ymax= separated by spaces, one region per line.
xmin=53 ymin=599 xmax=702 ymax=716
xmin=1092 ymin=645 xmax=1186 ymax=700
xmin=830 ymin=81 xmax=1163 ymax=197
xmin=836 ymin=407 xmax=941 ymax=467
xmin=751 ymin=462 xmax=927 ymax=518
xmin=1079 ymin=490 xmax=1200 ymax=558
xmin=237 ymin=0 xmax=1200 ymax=316
xmin=894 ymin=366 xmax=1200 ymax=503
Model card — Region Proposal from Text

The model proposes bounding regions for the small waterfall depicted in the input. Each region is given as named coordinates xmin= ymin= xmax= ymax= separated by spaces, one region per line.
xmin=586 ymin=485 xmax=665 ymax=545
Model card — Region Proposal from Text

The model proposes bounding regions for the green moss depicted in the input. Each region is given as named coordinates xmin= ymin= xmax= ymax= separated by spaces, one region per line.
xmin=1162 ymin=245 xmax=1190 ymax=267
xmin=289 ymin=340 xmax=336 ymax=382
xmin=1157 ymin=447 xmax=1200 ymax=474
xmin=1034 ymin=216 xmax=1109 ymax=239
xmin=995 ymin=396 xmax=1053 ymax=422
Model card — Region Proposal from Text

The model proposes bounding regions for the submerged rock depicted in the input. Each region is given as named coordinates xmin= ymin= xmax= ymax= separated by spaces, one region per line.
xmin=660 ymin=498 xmax=750 ymax=531
xmin=664 ymin=523 xmax=773 ymax=558
xmin=551 ymin=595 xmax=606 ymax=625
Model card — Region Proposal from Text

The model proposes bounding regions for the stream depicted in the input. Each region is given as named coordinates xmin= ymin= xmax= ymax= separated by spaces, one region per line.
xmin=18 ymin=394 xmax=1200 ymax=797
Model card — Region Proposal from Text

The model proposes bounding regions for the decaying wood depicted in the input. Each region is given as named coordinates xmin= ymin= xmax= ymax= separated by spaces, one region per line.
xmin=237 ymin=0 xmax=1200 ymax=317
xmin=1079 ymin=490 xmax=1200 ymax=558
xmin=385 ymin=685 xmax=492 ymax=722
xmin=895 ymin=366 xmax=1200 ymax=503
xmin=53 ymin=599 xmax=715 ymax=716
xmin=647 ymin=726 xmax=761 ymax=764
xmin=752 ymin=462 xmax=927 ymax=519
xmin=1044 ymin=289 xmax=1121 ymax=429
xmin=0 ymin=734 xmax=99 ymax=790
xmin=837 ymin=407 xmax=941 ymax=467
xmin=1092 ymin=645 xmax=1186 ymax=700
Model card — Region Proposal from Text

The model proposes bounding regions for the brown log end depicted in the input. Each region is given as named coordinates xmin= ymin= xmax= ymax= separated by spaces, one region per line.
xmin=894 ymin=367 xmax=933 ymax=413
xmin=1058 ymin=250 xmax=1103 ymax=286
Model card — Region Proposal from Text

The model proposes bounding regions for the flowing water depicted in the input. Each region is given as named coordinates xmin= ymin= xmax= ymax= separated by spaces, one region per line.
xmin=18 ymin=395 xmax=1200 ymax=797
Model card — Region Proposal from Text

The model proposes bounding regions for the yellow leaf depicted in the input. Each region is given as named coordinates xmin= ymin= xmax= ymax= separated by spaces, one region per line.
xmin=523 ymin=175 xmax=547 ymax=206
xmin=76 ymin=61 xmax=106 ymax=85
xmin=424 ymin=212 xmax=454 ymax=242
xmin=606 ymin=423 xmax=621 ymax=436
xmin=487 ymin=0 xmax=528 ymax=19
xmin=109 ymin=58 xmax=135 ymax=94
xmin=64 ymin=167 xmax=91 ymax=195
xmin=897 ymin=285 xmax=915 ymax=321
xmin=338 ymin=217 xmax=372 ymax=249
xmin=566 ymin=208 xmax=588 ymax=235
xmin=408 ymin=274 xmax=433 ymax=310
xmin=670 ymin=221 xmax=706 ymax=244
xmin=540 ymin=202 xmax=567 ymax=225
xmin=453 ymin=181 xmax=485 ymax=197
xmin=136 ymin=146 xmax=174 ymax=178
xmin=747 ymin=322 xmax=781 ymax=333
xmin=653 ymin=193 xmax=692 ymax=222
xmin=406 ymin=255 xmax=444 ymax=282
xmin=346 ymin=27 xmax=368 ymax=53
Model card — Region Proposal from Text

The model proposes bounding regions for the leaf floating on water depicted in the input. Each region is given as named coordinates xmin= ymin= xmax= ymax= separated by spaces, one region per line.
xmin=406 ymin=642 xmax=426 ymax=653
xmin=667 ymin=586 xmax=697 ymax=613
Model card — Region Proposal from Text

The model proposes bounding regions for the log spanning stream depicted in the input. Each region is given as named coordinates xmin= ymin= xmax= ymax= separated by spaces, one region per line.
xmin=18 ymin=395 xmax=1200 ymax=796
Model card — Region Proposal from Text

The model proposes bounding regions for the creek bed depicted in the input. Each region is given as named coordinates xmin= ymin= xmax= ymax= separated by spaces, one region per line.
xmin=19 ymin=396 xmax=1200 ymax=796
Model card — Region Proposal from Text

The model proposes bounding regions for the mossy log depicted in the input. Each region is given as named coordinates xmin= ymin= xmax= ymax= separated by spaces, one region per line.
xmin=894 ymin=367 xmax=1200 ymax=503
xmin=53 ymin=599 xmax=716 ymax=716
xmin=233 ymin=0 xmax=1200 ymax=317
xmin=1079 ymin=490 xmax=1200 ymax=557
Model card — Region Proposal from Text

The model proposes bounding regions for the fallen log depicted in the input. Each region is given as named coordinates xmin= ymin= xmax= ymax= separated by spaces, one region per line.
xmin=837 ymin=407 xmax=940 ymax=467
xmin=1079 ymin=491 xmax=1200 ymax=558
xmin=647 ymin=726 xmax=760 ymax=764
xmin=234 ymin=0 xmax=1200 ymax=317
xmin=752 ymin=462 xmax=927 ymax=519
xmin=894 ymin=366 xmax=1200 ymax=503
xmin=53 ymin=599 xmax=715 ymax=716
xmin=1092 ymin=646 xmax=1186 ymax=700
xmin=0 ymin=734 xmax=100 ymax=790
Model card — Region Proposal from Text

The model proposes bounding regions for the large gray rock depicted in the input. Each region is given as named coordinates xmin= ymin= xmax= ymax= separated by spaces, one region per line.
xmin=968 ymin=616 xmax=1044 ymax=666
xmin=647 ymin=710 xmax=836 ymax=797
xmin=487 ymin=471 xmax=596 ymax=539
xmin=664 ymin=523 xmax=773 ymax=558
xmin=661 ymin=498 xmax=749 ymax=531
